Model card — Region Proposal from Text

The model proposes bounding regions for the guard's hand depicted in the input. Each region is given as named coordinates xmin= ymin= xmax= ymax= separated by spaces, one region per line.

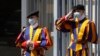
xmin=65 ymin=10 xmax=73 ymax=20
xmin=28 ymin=42 xmax=34 ymax=50
xmin=26 ymin=40 xmax=34 ymax=50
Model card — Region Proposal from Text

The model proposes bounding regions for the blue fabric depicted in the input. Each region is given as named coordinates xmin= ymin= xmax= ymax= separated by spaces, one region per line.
xmin=71 ymin=43 xmax=76 ymax=51
xmin=24 ymin=27 xmax=47 ymax=55
xmin=73 ymin=29 xmax=77 ymax=40
xmin=24 ymin=27 xmax=31 ymax=56
xmin=17 ymin=32 xmax=25 ymax=43
xmin=25 ymin=51 xmax=30 ymax=56
xmin=24 ymin=27 xmax=30 ymax=40
xmin=40 ymin=30 xmax=47 ymax=47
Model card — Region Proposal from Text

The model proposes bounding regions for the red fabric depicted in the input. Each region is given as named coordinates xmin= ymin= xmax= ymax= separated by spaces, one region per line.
xmin=43 ymin=27 xmax=53 ymax=46
xmin=34 ymin=41 xmax=40 ymax=48
xmin=21 ymin=41 xmax=27 ymax=49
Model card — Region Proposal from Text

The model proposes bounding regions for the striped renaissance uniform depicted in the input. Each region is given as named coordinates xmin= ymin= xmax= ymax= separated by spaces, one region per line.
xmin=15 ymin=25 xmax=53 ymax=56
xmin=55 ymin=16 xmax=98 ymax=56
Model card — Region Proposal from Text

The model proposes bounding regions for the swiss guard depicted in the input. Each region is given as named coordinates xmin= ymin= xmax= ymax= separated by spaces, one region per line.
xmin=15 ymin=11 xmax=53 ymax=56
xmin=55 ymin=5 xmax=98 ymax=56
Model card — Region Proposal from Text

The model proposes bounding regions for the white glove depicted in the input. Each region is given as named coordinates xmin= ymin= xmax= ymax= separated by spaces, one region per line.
xmin=29 ymin=42 xmax=34 ymax=50
xmin=26 ymin=40 xmax=31 ymax=45
xmin=26 ymin=40 xmax=34 ymax=50
xmin=65 ymin=10 xmax=73 ymax=19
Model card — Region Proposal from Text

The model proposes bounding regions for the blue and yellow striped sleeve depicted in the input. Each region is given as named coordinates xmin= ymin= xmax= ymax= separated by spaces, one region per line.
xmin=40 ymin=27 xmax=53 ymax=49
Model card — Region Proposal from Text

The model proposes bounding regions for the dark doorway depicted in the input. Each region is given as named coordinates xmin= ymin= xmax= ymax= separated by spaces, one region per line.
xmin=0 ymin=0 xmax=21 ymax=56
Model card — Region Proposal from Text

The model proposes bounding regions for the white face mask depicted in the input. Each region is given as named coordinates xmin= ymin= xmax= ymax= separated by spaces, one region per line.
xmin=80 ymin=14 xmax=85 ymax=20
xmin=73 ymin=12 xmax=81 ymax=19
xmin=74 ymin=12 xmax=85 ymax=20
xmin=28 ymin=18 xmax=36 ymax=25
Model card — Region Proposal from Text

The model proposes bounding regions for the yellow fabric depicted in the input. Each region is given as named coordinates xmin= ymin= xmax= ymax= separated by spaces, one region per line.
xmin=30 ymin=25 xmax=34 ymax=40
xmin=78 ymin=19 xmax=89 ymax=41
xmin=32 ymin=27 xmax=42 ymax=41
xmin=75 ymin=18 xmax=82 ymax=51
xmin=82 ymin=49 xmax=86 ymax=56
xmin=29 ymin=26 xmax=42 ymax=56
xmin=69 ymin=30 xmax=74 ymax=48
xmin=69 ymin=49 xmax=87 ymax=56
xmin=70 ymin=49 xmax=73 ymax=56
xmin=75 ymin=18 xmax=79 ymax=36
xmin=76 ymin=19 xmax=89 ymax=51
xmin=75 ymin=44 xmax=82 ymax=52
xmin=70 ymin=19 xmax=89 ymax=51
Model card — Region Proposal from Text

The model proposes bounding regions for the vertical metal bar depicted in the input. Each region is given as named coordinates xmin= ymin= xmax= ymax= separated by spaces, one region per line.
xmin=67 ymin=0 xmax=69 ymax=12
xmin=44 ymin=0 xmax=46 ymax=26
xmin=45 ymin=0 xmax=47 ymax=26
xmin=76 ymin=0 xmax=79 ymax=5
xmin=29 ymin=0 xmax=31 ymax=12
xmin=64 ymin=0 xmax=73 ymax=56
xmin=69 ymin=0 xmax=73 ymax=10
xmin=53 ymin=0 xmax=59 ymax=56
xmin=88 ymin=0 xmax=93 ymax=56
xmin=21 ymin=0 xmax=27 ymax=56
xmin=21 ymin=0 xmax=27 ymax=28
xmin=34 ymin=0 xmax=36 ymax=10
xmin=38 ymin=0 xmax=41 ymax=25
xmin=33 ymin=0 xmax=35 ymax=11
xmin=88 ymin=0 xmax=92 ymax=20
xmin=82 ymin=0 xmax=84 ymax=5
xmin=82 ymin=0 xmax=86 ymax=16
xmin=41 ymin=0 xmax=43 ymax=26
xmin=30 ymin=0 xmax=31 ymax=11
xmin=78 ymin=0 xmax=83 ymax=5
xmin=37 ymin=0 xmax=39 ymax=10
xmin=35 ymin=0 xmax=37 ymax=10
xmin=40 ymin=0 xmax=42 ymax=25
xmin=61 ymin=0 xmax=66 ymax=56
xmin=95 ymin=0 xmax=98 ymax=56
xmin=57 ymin=0 xmax=62 ymax=55
xmin=73 ymin=0 xmax=76 ymax=6
xmin=97 ymin=0 xmax=100 ymax=56
xmin=46 ymin=0 xmax=48 ymax=27
xmin=66 ymin=0 xmax=69 ymax=48
xmin=62 ymin=0 xmax=65 ymax=16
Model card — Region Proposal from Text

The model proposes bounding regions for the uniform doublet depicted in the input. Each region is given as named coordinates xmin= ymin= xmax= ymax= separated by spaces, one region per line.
xmin=56 ymin=16 xmax=98 ymax=56
xmin=15 ymin=26 xmax=52 ymax=56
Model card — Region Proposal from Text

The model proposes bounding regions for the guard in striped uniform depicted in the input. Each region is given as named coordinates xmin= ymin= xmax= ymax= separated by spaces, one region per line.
xmin=15 ymin=11 xmax=53 ymax=56
xmin=55 ymin=5 xmax=98 ymax=56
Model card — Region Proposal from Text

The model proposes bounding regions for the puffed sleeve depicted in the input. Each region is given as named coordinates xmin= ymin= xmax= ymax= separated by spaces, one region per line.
xmin=87 ymin=21 xmax=98 ymax=44
xmin=55 ymin=16 xmax=73 ymax=32
xmin=40 ymin=27 xmax=53 ymax=49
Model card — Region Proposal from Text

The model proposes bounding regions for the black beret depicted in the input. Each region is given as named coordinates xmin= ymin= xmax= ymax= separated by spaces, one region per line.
xmin=72 ymin=6 xmax=77 ymax=12
xmin=27 ymin=11 xmax=39 ymax=18
xmin=76 ymin=4 xmax=85 ymax=10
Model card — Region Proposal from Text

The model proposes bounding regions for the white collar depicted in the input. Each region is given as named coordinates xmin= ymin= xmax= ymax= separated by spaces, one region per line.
xmin=79 ymin=14 xmax=86 ymax=20
xmin=30 ymin=23 xmax=39 ymax=29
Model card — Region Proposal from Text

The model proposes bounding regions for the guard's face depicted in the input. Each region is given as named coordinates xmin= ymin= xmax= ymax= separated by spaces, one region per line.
xmin=31 ymin=16 xmax=38 ymax=20
xmin=75 ymin=10 xmax=85 ymax=16
xmin=73 ymin=10 xmax=85 ymax=20
xmin=28 ymin=16 xmax=38 ymax=25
